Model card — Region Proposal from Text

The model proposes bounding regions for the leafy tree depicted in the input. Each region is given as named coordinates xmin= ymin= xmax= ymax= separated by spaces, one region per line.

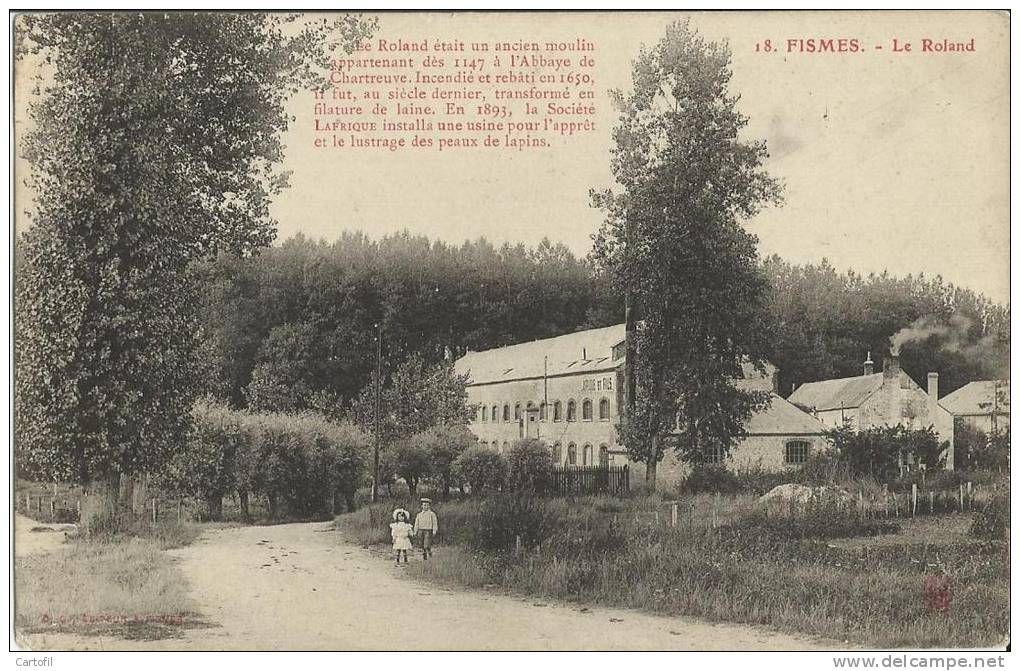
xmin=350 ymin=354 xmax=474 ymax=448
xmin=410 ymin=424 xmax=475 ymax=499
xmin=823 ymin=423 xmax=946 ymax=481
xmin=156 ymin=401 xmax=241 ymax=520
xmin=244 ymin=322 xmax=321 ymax=412
xmin=391 ymin=439 xmax=431 ymax=501
xmin=954 ymin=421 xmax=1009 ymax=473
xmin=456 ymin=445 xmax=508 ymax=495
xmin=13 ymin=13 xmax=374 ymax=526
xmin=591 ymin=20 xmax=780 ymax=489
xmin=506 ymin=439 xmax=554 ymax=494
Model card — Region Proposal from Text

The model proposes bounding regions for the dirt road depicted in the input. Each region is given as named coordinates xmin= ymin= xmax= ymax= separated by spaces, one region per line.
xmin=19 ymin=519 xmax=836 ymax=651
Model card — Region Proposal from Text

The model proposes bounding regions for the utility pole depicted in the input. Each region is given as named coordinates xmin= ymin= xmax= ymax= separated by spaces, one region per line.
xmin=372 ymin=321 xmax=382 ymax=503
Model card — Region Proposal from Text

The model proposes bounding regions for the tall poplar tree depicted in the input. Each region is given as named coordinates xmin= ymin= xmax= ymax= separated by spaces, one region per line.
xmin=14 ymin=13 xmax=373 ymax=519
xmin=591 ymin=21 xmax=782 ymax=489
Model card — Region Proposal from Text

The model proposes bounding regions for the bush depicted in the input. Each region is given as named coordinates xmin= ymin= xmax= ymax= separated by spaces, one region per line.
xmin=456 ymin=445 xmax=507 ymax=495
xmin=681 ymin=465 xmax=742 ymax=494
xmin=970 ymin=491 xmax=1009 ymax=540
xmin=157 ymin=406 xmax=372 ymax=522
xmin=410 ymin=424 xmax=475 ymax=498
xmin=824 ymin=424 xmax=947 ymax=480
xmin=465 ymin=494 xmax=555 ymax=552
xmin=955 ymin=421 xmax=1009 ymax=472
xmin=798 ymin=451 xmax=852 ymax=484
xmin=506 ymin=438 xmax=553 ymax=493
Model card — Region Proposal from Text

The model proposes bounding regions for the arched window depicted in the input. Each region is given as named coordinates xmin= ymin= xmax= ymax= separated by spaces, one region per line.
xmin=566 ymin=399 xmax=577 ymax=422
xmin=502 ymin=441 xmax=510 ymax=454
xmin=785 ymin=441 xmax=810 ymax=465
xmin=567 ymin=443 xmax=577 ymax=465
xmin=552 ymin=443 xmax=562 ymax=464
xmin=553 ymin=400 xmax=562 ymax=422
xmin=599 ymin=444 xmax=610 ymax=466
xmin=539 ymin=402 xmax=547 ymax=421
xmin=582 ymin=443 xmax=593 ymax=465
xmin=582 ymin=399 xmax=593 ymax=421
xmin=482 ymin=405 xmax=488 ymax=422
xmin=599 ymin=398 xmax=610 ymax=421
xmin=514 ymin=402 xmax=521 ymax=421
xmin=503 ymin=404 xmax=510 ymax=422
xmin=491 ymin=405 xmax=498 ymax=423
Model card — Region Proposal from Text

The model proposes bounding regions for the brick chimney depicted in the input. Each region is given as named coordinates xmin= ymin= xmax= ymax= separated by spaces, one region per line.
xmin=863 ymin=351 xmax=874 ymax=376
xmin=927 ymin=372 xmax=939 ymax=402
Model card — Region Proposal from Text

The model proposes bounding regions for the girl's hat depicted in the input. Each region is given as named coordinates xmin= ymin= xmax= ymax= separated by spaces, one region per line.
xmin=392 ymin=508 xmax=410 ymax=521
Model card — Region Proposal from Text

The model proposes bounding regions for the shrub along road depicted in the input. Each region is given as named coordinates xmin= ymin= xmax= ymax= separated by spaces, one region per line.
xmin=19 ymin=520 xmax=837 ymax=651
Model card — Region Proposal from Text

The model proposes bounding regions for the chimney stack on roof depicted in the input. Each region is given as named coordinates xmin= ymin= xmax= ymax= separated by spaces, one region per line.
xmin=883 ymin=354 xmax=900 ymax=380
xmin=863 ymin=351 xmax=874 ymax=376
xmin=928 ymin=372 xmax=939 ymax=402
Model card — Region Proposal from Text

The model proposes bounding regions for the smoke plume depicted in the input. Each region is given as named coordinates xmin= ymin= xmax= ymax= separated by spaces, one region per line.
xmin=889 ymin=314 xmax=1005 ymax=376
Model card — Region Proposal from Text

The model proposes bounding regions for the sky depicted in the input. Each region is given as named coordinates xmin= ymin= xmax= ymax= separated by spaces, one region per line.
xmin=14 ymin=11 xmax=1011 ymax=303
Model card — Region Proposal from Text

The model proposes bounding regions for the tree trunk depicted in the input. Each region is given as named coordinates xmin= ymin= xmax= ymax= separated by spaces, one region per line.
xmin=119 ymin=475 xmax=135 ymax=517
xmin=408 ymin=478 xmax=417 ymax=501
xmin=267 ymin=493 xmax=277 ymax=520
xmin=343 ymin=489 xmax=357 ymax=513
xmin=645 ymin=435 xmax=659 ymax=491
xmin=205 ymin=494 xmax=223 ymax=521
xmin=80 ymin=472 xmax=122 ymax=536
xmin=443 ymin=476 xmax=451 ymax=501
xmin=238 ymin=490 xmax=251 ymax=524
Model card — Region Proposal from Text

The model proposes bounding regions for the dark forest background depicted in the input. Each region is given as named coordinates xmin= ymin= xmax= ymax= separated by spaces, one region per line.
xmin=169 ymin=230 xmax=1009 ymax=413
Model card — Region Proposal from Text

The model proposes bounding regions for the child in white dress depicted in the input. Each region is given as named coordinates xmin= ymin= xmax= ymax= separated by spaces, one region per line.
xmin=390 ymin=508 xmax=413 ymax=566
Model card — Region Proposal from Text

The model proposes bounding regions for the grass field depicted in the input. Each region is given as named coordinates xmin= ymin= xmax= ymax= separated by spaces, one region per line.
xmin=14 ymin=519 xmax=204 ymax=641
xmin=336 ymin=495 xmax=1008 ymax=648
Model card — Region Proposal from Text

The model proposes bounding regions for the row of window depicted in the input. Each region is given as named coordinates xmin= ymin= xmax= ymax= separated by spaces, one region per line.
xmin=477 ymin=398 xmax=611 ymax=424
xmin=480 ymin=440 xmax=611 ymax=466
xmin=701 ymin=441 xmax=812 ymax=465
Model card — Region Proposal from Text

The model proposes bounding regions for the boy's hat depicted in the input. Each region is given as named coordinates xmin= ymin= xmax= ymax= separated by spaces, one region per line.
xmin=392 ymin=508 xmax=410 ymax=521
xmin=420 ymin=498 xmax=432 ymax=504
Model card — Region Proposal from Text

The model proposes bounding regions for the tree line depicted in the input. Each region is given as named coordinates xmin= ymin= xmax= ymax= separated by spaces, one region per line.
xmin=183 ymin=233 xmax=1009 ymax=418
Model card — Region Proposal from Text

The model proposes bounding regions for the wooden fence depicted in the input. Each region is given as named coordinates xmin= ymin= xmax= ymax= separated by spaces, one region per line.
xmin=549 ymin=465 xmax=629 ymax=496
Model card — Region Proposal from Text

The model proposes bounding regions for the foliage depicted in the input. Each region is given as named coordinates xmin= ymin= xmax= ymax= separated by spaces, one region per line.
xmin=680 ymin=465 xmax=742 ymax=495
xmin=193 ymin=232 xmax=624 ymax=409
xmin=391 ymin=439 xmax=431 ymax=501
xmin=466 ymin=495 xmax=557 ymax=552
xmin=13 ymin=13 xmax=373 ymax=487
xmin=738 ymin=501 xmax=899 ymax=540
xmin=336 ymin=495 xmax=1007 ymax=647
xmin=953 ymin=421 xmax=1010 ymax=472
xmin=348 ymin=354 xmax=474 ymax=446
xmin=505 ymin=439 xmax=554 ymax=494
xmin=590 ymin=20 xmax=780 ymax=488
xmin=763 ymin=257 xmax=1010 ymax=397
xmin=456 ymin=445 xmax=507 ymax=495
xmin=823 ymin=423 xmax=946 ymax=481
xmin=157 ymin=401 xmax=241 ymax=518
xmin=411 ymin=424 xmax=475 ymax=498
xmin=149 ymin=405 xmax=370 ymax=520
xmin=970 ymin=491 xmax=1009 ymax=540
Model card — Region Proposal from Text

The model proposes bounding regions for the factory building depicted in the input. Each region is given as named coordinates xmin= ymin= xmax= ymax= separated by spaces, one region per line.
xmin=454 ymin=323 xmax=827 ymax=484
